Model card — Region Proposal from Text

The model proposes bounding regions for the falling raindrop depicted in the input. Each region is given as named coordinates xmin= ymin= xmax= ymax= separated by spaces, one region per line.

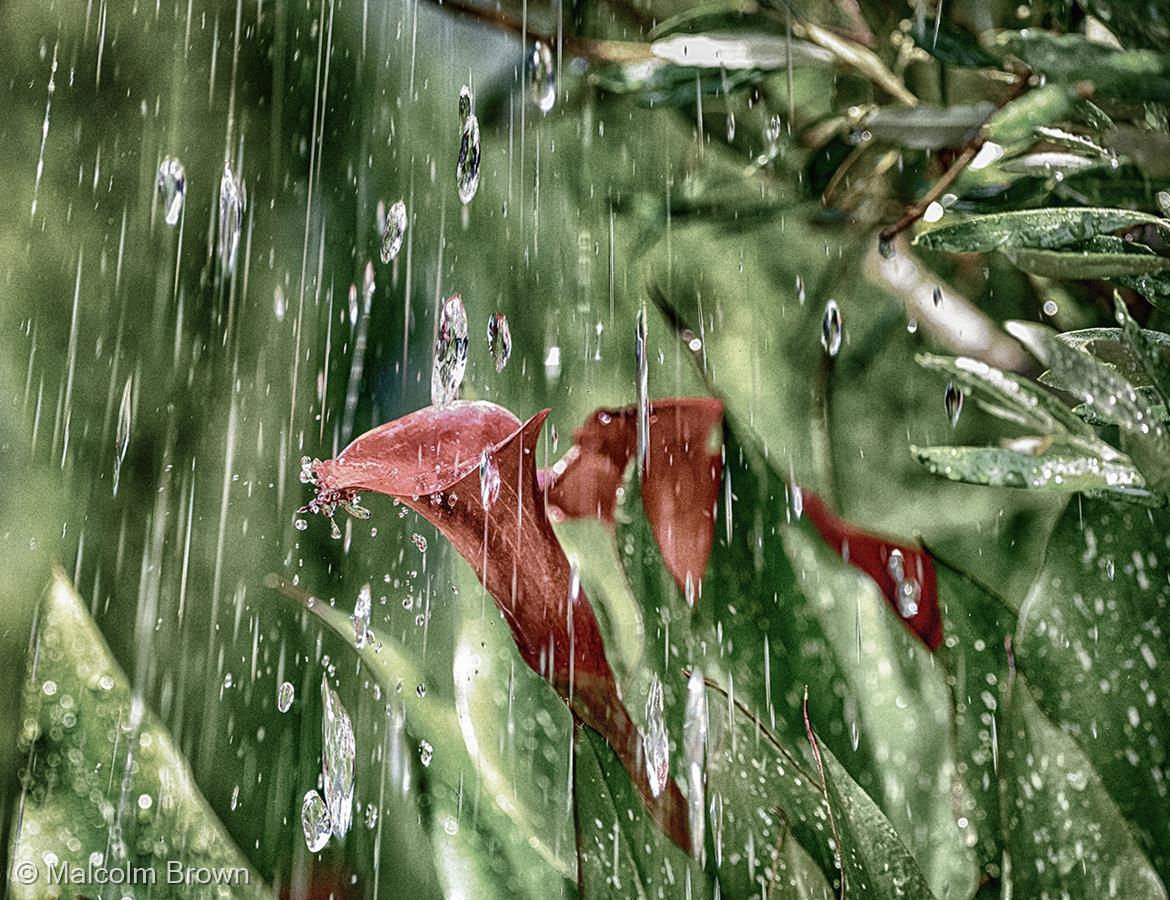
xmin=456 ymin=112 xmax=482 ymax=205
xmin=821 ymin=299 xmax=842 ymax=357
xmin=419 ymin=740 xmax=434 ymax=767
xmin=364 ymin=804 xmax=379 ymax=830
xmin=458 ymin=84 xmax=473 ymax=122
xmin=544 ymin=345 xmax=562 ymax=381
xmin=683 ymin=669 xmax=707 ymax=859
xmin=726 ymin=112 xmax=736 ymax=142
xmin=527 ymin=41 xmax=556 ymax=113
xmin=277 ymin=681 xmax=295 ymax=713
xmin=486 ymin=313 xmax=512 ymax=372
xmin=217 ymin=163 xmax=244 ymax=276
xmin=432 ymin=294 xmax=469 ymax=406
xmin=479 ymin=450 xmax=500 ymax=510
xmin=113 ymin=376 xmax=132 ymax=495
xmin=320 ymin=675 xmax=355 ymax=838
xmin=379 ymin=199 xmax=407 ymax=263
xmin=945 ymin=382 xmax=963 ymax=427
xmin=765 ymin=114 xmax=783 ymax=152
xmin=642 ymin=675 xmax=669 ymax=799
xmin=416 ymin=684 xmax=427 ymax=698
xmin=274 ymin=285 xmax=286 ymax=322
xmin=155 ymin=157 xmax=185 ymax=226
xmin=352 ymin=584 xmax=372 ymax=649
xmin=886 ymin=549 xmax=921 ymax=618
xmin=635 ymin=302 xmax=650 ymax=475
xmin=932 ymin=285 xmax=943 ymax=307
xmin=301 ymin=790 xmax=332 ymax=853
xmin=347 ymin=284 xmax=359 ymax=329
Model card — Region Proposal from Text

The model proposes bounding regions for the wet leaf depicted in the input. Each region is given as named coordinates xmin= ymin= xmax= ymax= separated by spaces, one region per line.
xmin=914 ymin=207 xmax=1169 ymax=254
xmin=1113 ymin=297 xmax=1170 ymax=408
xmin=863 ymin=103 xmax=993 ymax=150
xmin=1004 ymin=242 xmax=1170 ymax=280
xmin=909 ymin=16 xmax=999 ymax=69
xmin=980 ymin=84 xmax=1078 ymax=146
xmin=306 ymin=401 xmax=690 ymax=849
xmin=1056 ymin=325 xmax=1170 ymax=389
xmin=12 ymin=571 xmax=268 ymax=899
xmin=1015 ymin=498 xmax=1170 ymax=883
xmin=649 ymin=32 xmax=833 ymax=71
xmin=994 ymin=29 xmax=1170 ymax=103
xmin=573 ymin=725 xmax=711 ymax=899
xmin=544 ymin=397 xmax=724 ymax=596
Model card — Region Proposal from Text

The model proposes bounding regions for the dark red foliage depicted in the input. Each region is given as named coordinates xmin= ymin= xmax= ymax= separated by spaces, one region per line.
xmin=800 ymin=490 xmax=943 ymax=651
xmin=543 ymin=397 xmax=724 ymax=596
xmin=307 ymin=401 xmax=690 ymax=849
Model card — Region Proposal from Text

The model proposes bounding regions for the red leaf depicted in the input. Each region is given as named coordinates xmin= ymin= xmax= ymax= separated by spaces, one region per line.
xmin=800 ymin=489 xmax=943 ymax=651
xmin=544 ymin=397 xmax=724 ymax=596
xmin=305 ymin=401 xmax=690 ymax=849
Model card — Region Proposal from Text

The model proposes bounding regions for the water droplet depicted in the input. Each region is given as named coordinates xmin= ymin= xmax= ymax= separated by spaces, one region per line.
xmin=897 ymin=578 xmax=921 ymax=618
xmin=878 ymin=236 xmax=895 ymax=259
xmin=364 ymin=804 xmax=379 ymax=830
xmin=301 ymin=790 xmax=332 ymax=853
xmin=431 ymin=294 xmax=469 ymax=406
xmin=642 ymin=675 xmax=669 ymax=799
xmin=458 ymin=84 xmax=473 ymax=122
xmin=635 ymin=302 xmax=650 ymax=474
xmin=683 ymin=669 xmax=707 ymax=859
xmin=320 ymin=675 xmax=355 ymax=838
xmin=274 ymin=285 xmax=286 ymax=322
xmin=293 ymin=518 xmax=308 ymax=532
xmin=352 ymin=584 xmax=372 ymax=649
xmin=544 ymin=345 xmax=562 ymax=381
xmin=479 ymin=450 xmax=500 ymax=510
xmin=821 ymin=299 xmax=842 ymax=357
xmin=487 ymin=313 xmax=512 ymax=372
xmin=348 ymin=284 xmax=359 ymax=329
xmin=923 ymin=200 xmax=945 ymax=223
xmin=945 ymin=382 xmax=963 ymax=427
xmin=456 ymin=113 xmax=481 ymax=205
xmin=379 ymin=199 xmax=407 ymax=263
xmin=932 ymin=285 xmax=943 ymax=307
xmin=218 ymin=163 xmax=244 ymax=276
xmin=1042 ymin=299 xmax=1058 ymax=317
xmin=155 ymin=157 xmax=185 ymax=226
xmin=277 ymin=681 xmax=295 ymax=713
xmin=765 ymin=114 xmax=783 ymax=151
xmin=726 ymin=112 xmax=736 ymax=142
xmin=419 ymin=740 xmax=434 ymax=767
xmin=906 ymin=317 xmax=918 ymax=334
xmin=113 ymin=376 xmax=132 ymax=495
xmin=527 ymin=40 xmax=556 ymax=113
xmin=416 ymin=683 xmax=427 ymax=698
xmin=411 ymin=533 xmax=428 ymax=553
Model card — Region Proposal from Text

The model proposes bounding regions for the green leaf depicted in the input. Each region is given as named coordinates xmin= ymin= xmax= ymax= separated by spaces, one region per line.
xmin=994 ymin=30 xmax=1170 ymax=102
xmin=914 ymin=207 xmax=1169 ymax=254
xmin=1073 ymin=389 xmax=1169 ymax=426
xmin=649 ymin=32 xmax=833 ymax=71
xmin=909 ymin=16 xmax=999 ymax=69
xmin=863 ymin=103 xmax=993 ymax=150
xmin=1015 ymin=498 xmax=1170 ymax=884
xmin=1001 ymin=674 xmax=1168 ymax=899
xmin=981 ymin=84 xmax=1078 ymax=146
xmin=1057 ymin=326 xmax=1170 ymax=386
xmin=573 ymin=725 xmax=711 ymax=899
xmin=998 ymin=151 xmax=1108 ymax=177
xmin=804 ymin=710 xmax=938 ymax=900
xmin=1113 ymin=296 xmax=1170 ymax=407
xmin=1003 ymin=242 xmax=1170 ymax=279
xmin=12 ymin=571 xmax=268 ymax=898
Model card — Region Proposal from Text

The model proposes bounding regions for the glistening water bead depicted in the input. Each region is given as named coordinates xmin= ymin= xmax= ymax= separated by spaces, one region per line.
xmin=432 ymin=294 xmax=469 ymax=406
xmin=379 ymin=199 xmax=407 ymax=263
xmin=301 ymin=790 xmax=331 ymax=853
xmin=218 ymin=163 xmax=244 ymax=275
xmin=821 ymin=299 xmax=842 ymax=357
xmin=456 ymin=113 xmax=482 ymax=205
xmin=945 ymin=382 xmax=963 ymax=427
xmin=487 ymin=312 xmax=512 ymax=372
xmin=527 ymin=40 xmax=556 ymax=113
xmin=155 ymin=156 xmax=185 ymax=226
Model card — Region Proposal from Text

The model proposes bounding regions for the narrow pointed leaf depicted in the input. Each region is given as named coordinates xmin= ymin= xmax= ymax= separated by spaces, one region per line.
xmin=914 ymin=208 xmax=1168 ymax=254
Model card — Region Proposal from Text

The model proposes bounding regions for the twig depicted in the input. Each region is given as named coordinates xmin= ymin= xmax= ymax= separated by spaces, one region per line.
xmin=879 ymin=75 xmax=1030 ymax=246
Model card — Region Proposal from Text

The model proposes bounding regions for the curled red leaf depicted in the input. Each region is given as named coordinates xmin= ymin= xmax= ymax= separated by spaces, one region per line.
xmin=544 ymin=397 xmax=724 ymax=596
xmin=305 ymin=401 xmax=690 ymax=849
xmin=800 ymin=489 xmax=943 ymax=652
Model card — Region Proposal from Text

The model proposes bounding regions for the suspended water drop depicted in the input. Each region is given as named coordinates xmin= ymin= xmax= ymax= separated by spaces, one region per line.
xmin=155 ymin=156 xmax=185 ymax=226
xmin=320 ymin=675 xmax=355 ymax=838
xmin=301 ymin=790 xmax=332 ymax=853
xmin=791 ymin=484 xmax=804 ymax=520
xmin=458 ymin=84 xmax=473 ymax=122
xmin=642 ymin=675 xmax=669 ymax=799
xmin=347 ymin=284 xmax=359 ymax=329
xmin=416 ymin=683 xmax=427 ymax=698
xmin=684 ymin=573 xmax=696 ymax=608
xmin=765 ymin=114 xmax=783 ymax=153
xmin=352 ymin=583 xmax=372 ymax=650
xmin=887 ymin=548 xmax=906 ymax=583
xmin=886 ymin=549 xmax=921 ymax=618
xmin=479 ymin=449 xmax=500 ymax=510
xmin=821 ymin=299 xmax=842 ymax=357
xmin=274 ymin=284 xmax=286 ymax=322
xmin=945 ymin=382 xmax=963 ymax=427
xmin=456 ymin=113 xmax=482 ymax=205
xmin=907 ymin=317 xmax=918 ymax=334
xmin=113 ymin=376 xmax=132 ymax=495
xmin=683 ymin=669 xmax=707 ymax=859
xmin=726 ymin=112 xmax=736 ymax=142
xmin=486 ymin=312 xmax=512 ymax=372
xmin=419 ymin=740 xmax=434 ymax=767
xmin=527 ymin=40 xmax=556 ymax=113
xmin=217 ymin=163 xmax=244 ymax=275
xmin=432 ymin=294 xmax=469 ymax=406
xmin=544 ymin=345 xmax=562 ymax=381
xmin=932 ymin=285 xmax=943 ymax=307
xmin=635 ymin=302 xmax=650 ymax=474
xmin=1042 ymin=299 xmax=1058 ymax=317
xmin=379 ymin=199 xmax=407 ymax=263
xmin=364 ymin=804 xmax=379 ymax=830
xmin=277 ymin=681 xmax=295 ymax=713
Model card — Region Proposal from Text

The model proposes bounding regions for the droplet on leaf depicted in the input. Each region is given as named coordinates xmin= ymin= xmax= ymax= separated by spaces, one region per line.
xmin=352 ymin=583 xmax=372 ymax=649
xmin=479 ymin=449 xmax=500 ymax=510
xmin=642 ymin=674 xmax=669 ymax=799
xmin=320 ymin=675 xmax=355 ymax=838
xmin=458 ymin=84 xmax=473 ymax=122
xmin=301 ymin=789 xmax=331 ymax=852
xmin=635 ymin=302 xmax=650 ymax=475
xmin=277 ymin=681 xmax=295 ymax=713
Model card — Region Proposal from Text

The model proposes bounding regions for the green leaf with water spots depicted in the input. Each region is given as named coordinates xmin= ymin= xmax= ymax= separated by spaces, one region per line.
xmin=914 ymin=208 xmax=1168 ymax=254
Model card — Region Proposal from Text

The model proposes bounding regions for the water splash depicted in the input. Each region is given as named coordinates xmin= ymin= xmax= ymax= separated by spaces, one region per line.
xmin=352 ymin=583 xmax=372 ymax=649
